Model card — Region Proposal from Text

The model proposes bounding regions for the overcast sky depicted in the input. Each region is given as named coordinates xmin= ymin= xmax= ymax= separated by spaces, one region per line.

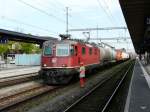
xmin=0 ymin=0 xmax=135 ymax=52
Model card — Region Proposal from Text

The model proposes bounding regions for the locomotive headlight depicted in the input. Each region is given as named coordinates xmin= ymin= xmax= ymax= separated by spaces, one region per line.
xmin=43 ymin=64 xmax=47 ymax=67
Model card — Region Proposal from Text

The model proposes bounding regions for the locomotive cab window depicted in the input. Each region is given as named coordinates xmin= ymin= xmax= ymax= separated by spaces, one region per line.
xmin=56 ymin=44 xmax=69 ymax=56
xmin=44 ymin=46 xmax=52 ymax=56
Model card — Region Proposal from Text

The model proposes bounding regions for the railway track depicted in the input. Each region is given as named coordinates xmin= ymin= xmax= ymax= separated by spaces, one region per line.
xmin=0 ymin=81 xmax=58 ymax=111
xmin=0 ymin=72 xmax=39 ymax=88
xmin=0 ymin=60 xmax=133 ymax=112
xmin=63 ymin=61 xmax=134 ymax=112
xmin=100 ymin=62 xmax=134 ymax=112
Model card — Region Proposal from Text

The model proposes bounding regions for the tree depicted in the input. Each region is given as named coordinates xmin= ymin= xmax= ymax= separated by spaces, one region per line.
xmin=20 ymin=42 xmax=41 ymax=54
xmin=0 ymin=44 xmax=9 ymax=54
xmin=0 ymin=41 xmax=41 ymax=55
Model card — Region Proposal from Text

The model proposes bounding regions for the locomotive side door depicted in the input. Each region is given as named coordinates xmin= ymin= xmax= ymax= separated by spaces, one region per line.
xmin=74 ymin=45 xmax=81 ymax=66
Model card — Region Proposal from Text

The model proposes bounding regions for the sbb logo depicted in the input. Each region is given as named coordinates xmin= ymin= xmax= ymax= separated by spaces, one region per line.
xmin=52 ymin=58 xmax=57 ymax=63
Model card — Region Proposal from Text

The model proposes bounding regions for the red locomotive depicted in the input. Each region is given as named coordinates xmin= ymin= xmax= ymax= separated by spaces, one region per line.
xmin=39 ymin=35 xmax=129 ymax=84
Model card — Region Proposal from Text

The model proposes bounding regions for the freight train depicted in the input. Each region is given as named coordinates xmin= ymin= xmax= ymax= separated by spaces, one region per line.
xmin=39 ymin=36 xmax=129 ymax=84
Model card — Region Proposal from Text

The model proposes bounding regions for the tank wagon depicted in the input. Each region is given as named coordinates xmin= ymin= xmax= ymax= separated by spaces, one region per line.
xmin=98 ymin=43 xmax=116 ymax=63
xmin=39 ymin=37 xmax=129 ymax=84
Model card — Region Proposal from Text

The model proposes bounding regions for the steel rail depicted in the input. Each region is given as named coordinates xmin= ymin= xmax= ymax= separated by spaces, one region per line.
xmin=0 ymin=85 xmax=58 ymax=111
xmin=100 ymin=62 xmax=134 ymax=112
xmin=63 ymin=69 xmax=122 ymax=112
xmin=0 ymin=73 xmax=39 ymax=88
xmin=0 ymin=72 xmax=38 ymax=80
xmin=63 ymin=61 xmax=132 ymax=112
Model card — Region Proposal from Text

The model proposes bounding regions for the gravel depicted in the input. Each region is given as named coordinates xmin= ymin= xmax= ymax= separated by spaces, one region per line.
xmin=27 ymin=62 xmax=128 ymax=112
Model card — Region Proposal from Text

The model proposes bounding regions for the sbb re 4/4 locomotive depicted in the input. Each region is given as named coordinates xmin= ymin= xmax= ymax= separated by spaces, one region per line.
xmin=39 ymin=37 xmax=129 ymax=84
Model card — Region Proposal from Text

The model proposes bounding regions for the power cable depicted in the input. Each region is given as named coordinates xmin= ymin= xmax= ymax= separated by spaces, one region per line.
xmin=35 ymin=0 xmax=65 ymax=15
xmin=102 ymin=0 xmax=118 ymax=25
xmin=46 ymin=0 xmax=65 ymax=12
xmin=18 ymin=0 xmax=74 ymax=29
xmin=0 ymin=16 xmax=58 ymax=35
xmin=17 ymin=0 xmax=66 ymax=23
xmin=96 ymin=0 xmax=115 ymax=26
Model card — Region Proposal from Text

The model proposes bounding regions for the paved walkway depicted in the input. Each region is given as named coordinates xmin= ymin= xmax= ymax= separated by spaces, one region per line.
xmin=124 ymin=60 xmax=150 ymax=112
xmin=0 ymin=64 xmax=40 ymax=78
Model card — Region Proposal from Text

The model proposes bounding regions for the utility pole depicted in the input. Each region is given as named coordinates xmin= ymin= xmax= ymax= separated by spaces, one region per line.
xmin=66 ymin=7 xmax=69 ymax=35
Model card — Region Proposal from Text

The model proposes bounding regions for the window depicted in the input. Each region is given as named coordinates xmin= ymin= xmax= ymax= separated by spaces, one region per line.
xmin=56 ymin=44 xmax=69 ymax=56
xmin=89 ymin=48 xmax=92 ymax=55
xmin=44 ymin=46 xmax=52 ymax=56
xmin=75 ymin=46 xmax=78 ymax=56
xmin=95 ymin=48 xmax=97 ymax=55
xmin=70 ymin=45 xmax=74 ymax=55
xmin=82 ymin=47 xmax=86 ymax=55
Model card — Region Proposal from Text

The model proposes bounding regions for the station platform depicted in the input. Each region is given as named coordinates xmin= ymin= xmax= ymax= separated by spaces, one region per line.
xmin=124 ymin=60 xmax=150 ymax=112
xmin=0 ymin=64 xmax=40 ymax=79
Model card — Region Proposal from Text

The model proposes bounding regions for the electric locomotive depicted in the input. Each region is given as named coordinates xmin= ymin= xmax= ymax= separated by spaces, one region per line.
xmin=39 ymin=35 xmax=100 ymax=84
xmin=39 ymin=35 xmax=129 ymax=84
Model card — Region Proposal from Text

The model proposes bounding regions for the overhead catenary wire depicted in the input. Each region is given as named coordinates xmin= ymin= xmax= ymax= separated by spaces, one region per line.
xmin=0 ymin=23 xmax=59 ymax=37
xmin=68 ymin=27 xmax=127 ymax=31
xmin=17 ymin=0 xmax=66 ymax=24
xmin=46 ymin=0 xmax=65 ymax=11
xmin=35 ymin=2 xmax=60 ymax=14
xmin=18 ymin=0 xmax=74 ymax=29
xmin=35 ymin=0 xmax=65 ymax=16
xmin=0 ymin=16 xmax=58 ymax=35
xmin=102 ymin=0 xmax=118 ymax=25
xmin=47 ymin=0 xmax=86 ymax=29
xmin=96 ymin=0 xmax=116 ymax=26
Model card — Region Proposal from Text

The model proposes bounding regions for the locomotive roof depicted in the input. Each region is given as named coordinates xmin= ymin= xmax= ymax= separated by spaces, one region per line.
xmin=44 ymin=39 xmax=120 ymax=51
xmin=59 ymin=39 xmax=78 ymax=44
xmin=44 ymin=39 xmax=99 ymax=47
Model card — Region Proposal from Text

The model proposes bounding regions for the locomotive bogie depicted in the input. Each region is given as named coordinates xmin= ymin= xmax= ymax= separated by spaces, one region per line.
xmin=39 ymin=68 xmax=79 ymax=84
